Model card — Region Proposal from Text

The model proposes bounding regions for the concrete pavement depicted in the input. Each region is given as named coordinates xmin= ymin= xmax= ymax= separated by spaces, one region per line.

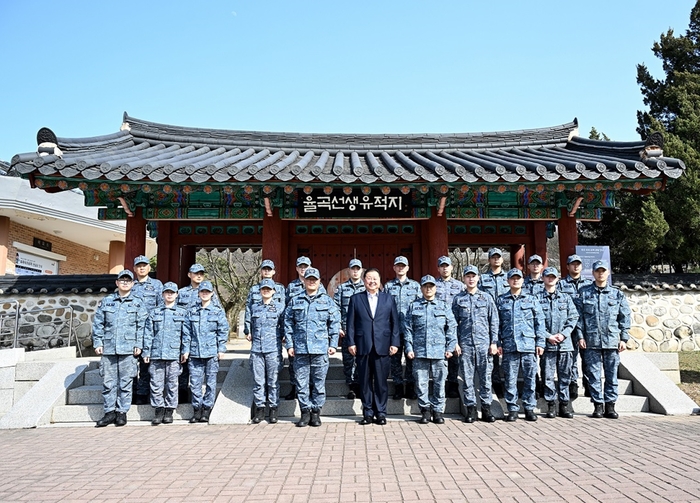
xmin=0 ymin=413 xmax=698 ymax=502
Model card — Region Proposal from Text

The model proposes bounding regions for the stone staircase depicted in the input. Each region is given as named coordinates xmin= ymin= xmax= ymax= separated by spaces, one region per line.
xmin=51 ymin=357 xmax=233 ymax=424
xmin=269 ymin=352 xmax=648 ymax=420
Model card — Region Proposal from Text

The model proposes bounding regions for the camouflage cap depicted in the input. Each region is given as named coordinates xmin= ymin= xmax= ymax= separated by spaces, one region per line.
xmin=420 ymin=275 xmax=437 ymax=286
xmin=162 ymin=281 xmax=179 ymax=293
xmin=507 ymin=268 xmax=524 ymax=279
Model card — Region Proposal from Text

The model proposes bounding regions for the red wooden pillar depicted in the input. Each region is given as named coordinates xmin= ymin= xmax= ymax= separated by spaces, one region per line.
xmin=421 ymin=211 xmax=448 ymax=278
xmin=510 ymin=245 xmax=525 ymax=271
xmin=156 ymin=221 xmax=172 ymax=282
xmin=262 ymin=209 xmax=288 ymax=282
xmin=180 ymin=245 xmax=196 ymax=287
xmin=124 ymin=207 xmax=146 ymax=272
xmin=532 ymin=221 xmax=549 ymax=266
xmin=558 ymin=212 xmax=578 ymax=273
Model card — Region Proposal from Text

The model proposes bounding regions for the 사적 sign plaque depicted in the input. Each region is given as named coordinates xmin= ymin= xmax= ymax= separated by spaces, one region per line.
xmin=298 ymin=188 xmax=412 ymax=218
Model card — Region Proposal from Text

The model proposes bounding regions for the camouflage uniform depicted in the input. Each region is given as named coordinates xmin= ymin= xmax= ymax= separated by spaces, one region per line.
xmin=435 ymin=276 xmax=465 ymax=388
xmin=537 ymin=288 xmax=579 ymax=404
xmin=558 ymin=274 xmax=593 ymax=385
xmin=131 ymin=275 xmax=164 ymax=398
xmin=523 ymin=276 xmax=545 ymax=296
xmin=403 ymin=288 xmax=457 ymax=415
xmin=248 ymin=296 xmax=284 ymax=409
xmin=182 ymin=301 xmax=229 ymax=411
xmin=577 ymin=282 xmax=631 ymax=405
xmin=452 ymin=288 xmax=499 ymax=408
xmin=497 ymin=288 xmax=546 ymax=413
xmin=92 ymin=290 xmax=148 ymax=415
xmin=143 ymin=300 xmax=187 ymax=411
xmin=334 ymin=277 xmax=365 ymax=386
xmin=478 ymin=268 xmax=509 ymax=390
xmin=177 ymin=285 xmax=222 ymax=310
xmin=385 ymin=276 xmax=421 ymax=387
xmin=284 ymin=290 xmax=340 ymax=414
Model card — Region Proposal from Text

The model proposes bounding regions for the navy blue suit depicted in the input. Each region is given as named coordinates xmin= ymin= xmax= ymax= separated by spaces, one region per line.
xmin=346 ymin=291 xmax=400 ymax=418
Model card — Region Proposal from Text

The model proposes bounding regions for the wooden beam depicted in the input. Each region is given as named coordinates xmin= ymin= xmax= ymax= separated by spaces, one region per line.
xmin=422 ymin=211 xmax=448 ymax=278
xmin=532 ymin=221 xmax=549 ymax=267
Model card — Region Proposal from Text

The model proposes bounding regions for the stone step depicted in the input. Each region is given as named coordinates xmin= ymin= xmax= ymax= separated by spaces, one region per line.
xmin=67 ymin=382 xmax=225 ymax=405
xmin=14 ymin=361 xmax=55 ymax=381
xmin=82 ymin=362 xmax=231 ymax=387
xmin=52 ymin=403 xmax=195 ymax=423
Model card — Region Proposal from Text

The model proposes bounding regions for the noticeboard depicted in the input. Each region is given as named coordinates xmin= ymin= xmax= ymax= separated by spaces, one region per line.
xmin=575 ymin=245 xmax=611 ymax=282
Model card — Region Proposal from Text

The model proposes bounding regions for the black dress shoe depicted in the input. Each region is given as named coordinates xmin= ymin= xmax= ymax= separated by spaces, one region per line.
xmin=505 ymin=411 xmax=518 ymax=422
xmin=374 ymin=415 xmax=387 ymax=425
xmin=524 ymin=409 xmax=538 ymax=422
xmin=359 ymin=415 xmax=373 ymax=425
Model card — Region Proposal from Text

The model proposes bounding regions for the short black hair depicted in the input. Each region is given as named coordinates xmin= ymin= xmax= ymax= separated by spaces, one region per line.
xmin=363 ymin=267 xmax=381 ymax=280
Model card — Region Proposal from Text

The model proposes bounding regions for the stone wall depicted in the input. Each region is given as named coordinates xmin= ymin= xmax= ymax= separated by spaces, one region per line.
xmin=1 ymin=283 xmax=700 ymax=355
xmin=0 ymin=294 xmax=102 ymax=355
xmin=624 ymin=289 xmax=700 ymax=352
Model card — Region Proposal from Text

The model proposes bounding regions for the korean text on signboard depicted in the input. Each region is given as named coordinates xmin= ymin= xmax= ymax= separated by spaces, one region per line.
xmin=298 ymin=188 xmax=412 ymax=218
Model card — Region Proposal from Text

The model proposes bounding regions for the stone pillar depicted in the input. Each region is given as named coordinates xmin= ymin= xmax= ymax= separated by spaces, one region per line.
xmin=0 ymin=216 xmax=9 ymax=275
xmin=124 ymin=207 xmax=146 ymax=271
xmin=108 ymin=241 xmax=125 ymax=274
xmin=558 ymin=212 xmax=578 ymax=272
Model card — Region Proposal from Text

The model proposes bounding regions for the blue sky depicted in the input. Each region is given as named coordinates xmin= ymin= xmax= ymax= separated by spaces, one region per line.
xmin=0 ymin=1 xmax=696 ymax=162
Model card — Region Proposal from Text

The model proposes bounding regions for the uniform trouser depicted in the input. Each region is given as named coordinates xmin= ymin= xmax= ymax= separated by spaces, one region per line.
xmin=100 ymin=354 xmax=138 ymax=414
xmin=356 ymin=349 xmax=391 ymax=417
xmin=294 ymin=353 xmax=329 ymax=412
xmin=250 ymin=351 xmax=280 ymax=408
xmin=149 ymin=359 xmax=181 ymax=409
xmin=459 ymin=345 xmax=493 ymax=407
xmin=582 ymin=348 xmax=620 ymax=403
xmin=189 ymin=357 xmax=219 ymax=409
xmin=413 ymin=357 xmax=448 ymax=412
xmin=390 ymin=335 xmax=414 ymax=384
xmin=341 ymin=336 xmax=356 ymax=385
xmin=135 ymin=357 xmax=150 ymax=396
xmin=540 ymin=350 xmax=574 ymax=403
xmin=502 ymin=352 xmax=538 ymax=412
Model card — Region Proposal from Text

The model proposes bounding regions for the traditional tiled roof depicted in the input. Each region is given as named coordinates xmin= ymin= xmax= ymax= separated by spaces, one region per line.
xmin=0 ymin=274 xmax=117 ymax=295
xmin=613 ymin=274 xmax=700 ymax=292
xmin=9 ymin=113 xmax=685 ymax=186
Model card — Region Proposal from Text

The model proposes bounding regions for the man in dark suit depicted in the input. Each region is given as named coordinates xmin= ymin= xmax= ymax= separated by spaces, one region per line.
xmin=346 ymin=268 xmax=400 ymax=425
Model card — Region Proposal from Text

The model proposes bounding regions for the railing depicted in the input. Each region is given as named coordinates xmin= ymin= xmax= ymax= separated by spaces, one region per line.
xmin=8 ymin=305 xmax=82 ymax=357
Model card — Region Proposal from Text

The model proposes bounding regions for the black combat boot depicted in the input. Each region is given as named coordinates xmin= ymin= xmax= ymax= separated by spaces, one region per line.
xmin=432 ymin=410 xmax=445 ymax=424
xmin=309 ymin=409 xmax=322 ymax=427
xmin=481 ymin=405 xmax=496 ymax=423
xmin=464 ymin=405 xmax=477 ymax=423
xmin=151 ymin=407 xmax=165 ymax=426
xmin=297 ymin=410 xmax=311 ymax=427
xmin=252 ymin=405 xmax=265 ymax=424
xmin=393 ymin=384 xmax=404 ymax=400
xmin=558 ymin=401 xmax=573 ymax=419
xmin=446 ymin=381 xmax=460 ymax=398
xmin=405 ymin=383 xmax=418 ymax=400
xmin=115 ymin=412 xmax=127 ymax=427
xmin=250 ymin=403 xmax=258 ymax=420
xmin=418 ymin=408 xmax=431 ymax=424
xmin=505 ymin=411 xmax=518 ymax=422
xmin=284 ymin=386 xmax=297 ymax=401
xmin=604 ymin=402 xmax=619 ymax=419
xmin=545 ymin=401 xmax=556 ymax=419
xmin=569 ymin=382 xmax=579 ymax=401
xmin=524 ymin=409 xmax=538 ymax=422
xmin=268 ymin=407 xmax=278 ymax=424
xmin=199 ymin=407 xmax=211 ymax=423
xmin=162 ymin=408 xmax=174 ymax=424
xmin=95 ymin=411 xmax=116 ymax=428
xmin=591 ymin=402 xmax=604 ymax=418
xmin=190 ymin=408 xmax=202 ymax=423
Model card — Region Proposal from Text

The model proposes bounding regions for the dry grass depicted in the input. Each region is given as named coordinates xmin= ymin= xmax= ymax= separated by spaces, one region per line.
xmin=678 ymin=351 xmax=700 ymax=405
